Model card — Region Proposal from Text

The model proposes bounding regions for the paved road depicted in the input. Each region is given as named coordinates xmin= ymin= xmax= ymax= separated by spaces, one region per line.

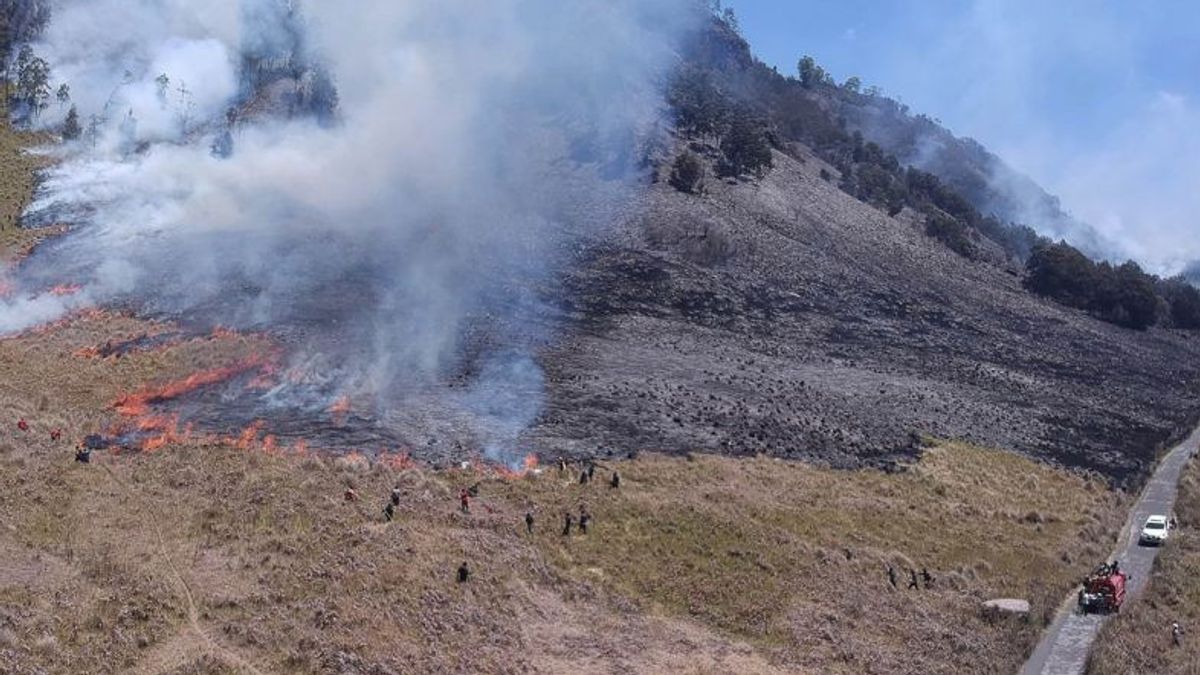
xmin=1020 ymin=426 xmax=1200 ymax=675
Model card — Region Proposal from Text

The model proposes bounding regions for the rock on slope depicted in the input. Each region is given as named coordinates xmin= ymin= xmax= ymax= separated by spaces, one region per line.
xmin=531 ymin=143 xmax=1200 ymax=483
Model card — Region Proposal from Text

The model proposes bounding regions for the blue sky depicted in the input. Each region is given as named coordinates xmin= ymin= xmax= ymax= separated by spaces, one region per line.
xmin=728 ymin=1 xmax=1200 ymax=271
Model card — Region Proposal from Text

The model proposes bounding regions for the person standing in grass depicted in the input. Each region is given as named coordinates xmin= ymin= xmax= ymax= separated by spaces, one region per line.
xmin=562 ymin=512 xmax=574 ymax=536
xmin=579 ymin=508 xmax=591 ymax=535
xmin=457 ymin=562 xmax=470 ymax=583
xmin=887 ymin=566 xmax=897 ymax=589
xmin=525 ymin=511 xmax=535 ymax=534
xmin=907 ymin=569 xmax=919 ymax=590
xmin=1173 ymin=622 xmax=1184 ymax=647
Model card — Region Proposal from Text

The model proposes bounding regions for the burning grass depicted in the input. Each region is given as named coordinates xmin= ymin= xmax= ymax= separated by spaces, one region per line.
xmin=1089 ymin=454 xmax=1200 ymax=674
xmin=0 ymin=301 xmax=1129 ymax=672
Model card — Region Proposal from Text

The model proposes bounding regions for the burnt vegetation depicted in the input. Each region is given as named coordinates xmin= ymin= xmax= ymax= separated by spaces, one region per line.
xmin=668 ymin=7 xmax=1200 ymax=331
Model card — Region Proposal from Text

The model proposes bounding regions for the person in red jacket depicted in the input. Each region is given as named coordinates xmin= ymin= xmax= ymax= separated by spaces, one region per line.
xmin=17 ymin=418 xmax=28 ymax=432
xmin=460 ymin=489 xmax=470 ymax=513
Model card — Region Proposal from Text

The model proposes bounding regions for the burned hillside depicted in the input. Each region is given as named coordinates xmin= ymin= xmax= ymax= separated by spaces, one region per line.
xmin=530 ymin=139 xmax=1200 ymax=484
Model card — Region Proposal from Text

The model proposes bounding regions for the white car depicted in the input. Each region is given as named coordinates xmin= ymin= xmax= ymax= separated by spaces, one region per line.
xmin=1139 ymin=515 xmax=1170 ymax=546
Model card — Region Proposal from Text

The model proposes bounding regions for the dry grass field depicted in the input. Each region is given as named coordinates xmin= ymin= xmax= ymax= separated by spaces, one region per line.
xmin=0 ymin=313 xmax=1129 ymax=674
xmin=0 ymin=118 xmax=1139 ymax=674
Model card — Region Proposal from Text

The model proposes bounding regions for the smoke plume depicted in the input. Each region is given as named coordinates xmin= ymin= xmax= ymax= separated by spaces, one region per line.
xmin=2 ymin=0 xmax=695 ymax=461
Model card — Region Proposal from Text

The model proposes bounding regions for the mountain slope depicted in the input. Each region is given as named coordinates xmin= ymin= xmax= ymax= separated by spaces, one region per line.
xmin=532 ymin=141 xmax=1200 ymax=483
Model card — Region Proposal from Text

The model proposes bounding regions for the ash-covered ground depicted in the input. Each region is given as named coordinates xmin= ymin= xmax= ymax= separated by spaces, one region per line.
xmin=528 ymin=144 xmax=1200 ymax=484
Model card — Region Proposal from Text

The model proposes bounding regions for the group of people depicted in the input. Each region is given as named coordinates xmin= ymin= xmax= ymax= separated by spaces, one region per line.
xmin=561 ymin=456 xmax=620 ymax=490
xmin=348 ymin=453 xmax=624 ymax=582
xmin=15 ymin=417 xmax=83 ymax=461
xmin=887 ymin=565 xmax=934 ymax=590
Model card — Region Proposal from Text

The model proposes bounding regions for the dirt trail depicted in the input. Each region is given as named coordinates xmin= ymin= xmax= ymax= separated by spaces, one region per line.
xmin=101 ymin=464 xmax=268 ymax=675
xmin=1020 ymin=426 xmax=1200 ymax=675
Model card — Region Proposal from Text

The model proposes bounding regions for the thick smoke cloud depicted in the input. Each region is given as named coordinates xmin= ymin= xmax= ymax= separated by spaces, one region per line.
xmin=2 ymin=0 xmax=695 ymax=459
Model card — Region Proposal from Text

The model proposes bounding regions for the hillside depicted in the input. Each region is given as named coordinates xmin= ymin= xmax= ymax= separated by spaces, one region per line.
xmin=532 ymin=140 xmax=1200 ymax=484
xmin=3 ymin=4 xmax=1200 ymax=673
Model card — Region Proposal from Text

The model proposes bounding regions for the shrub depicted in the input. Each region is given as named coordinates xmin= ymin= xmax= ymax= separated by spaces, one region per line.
xmin=1161 ymin=277 xmax=1200 ymax=329
xmin=925 ymin=213 xmax=977 ymax=259
xmin=669 ymin=151 xmax=704 ymax=194
xmin=61 ymin=104 xmax=80 ymax=140
xmin=1024 ymin=242 xmax=1098 ymax=309
xmin=718 ymin=109 xmax=772 ymax=178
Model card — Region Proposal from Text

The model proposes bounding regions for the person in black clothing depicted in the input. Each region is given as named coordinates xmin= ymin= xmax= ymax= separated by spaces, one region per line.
xmin=907 ymin=569 xmax=919 ymax=589
xmin=562 ymin=512 xmax=574 ymax=536
xmin=579 ymin=509 xmax=591 ymax=535
xmin=887 ymin=566 xmax=897 ymax=589
xmin=383 ymin=502 xmax=395 ymax=522
xmin=525 ymin=511 xmax=535 ymax=534
xmin=579 ymin=469 xmax=589 ymax=485
xmin=75 ymin=445 xmax=91 ymax=464
xmin=587 ymin=462 xmax=596 ymax=481
xmin=390 ymin=486 xmax=401 ymax=507
xmin=610 ymin=471 xmax=620 ymax=489
xmin=457 ymin=562 xmax=470 ymax=583
xmin=921 ymin=568 xmax=933 ymax=588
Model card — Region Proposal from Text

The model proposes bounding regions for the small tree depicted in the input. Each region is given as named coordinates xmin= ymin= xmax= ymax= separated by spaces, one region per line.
xmin=55 ymin=82 xmax=69 ymax=107
xmin=797 ymin=55 xmax=826 ymax=89
xmin=15 ymin=48 xmax=51 ymax=121
xmin=668 ymin=151 xmax=704 ymax=194
xmin=87 ymin=113 xmax=102 ymax=149
xmin=155 ymin=73 xmax=170 ymax=105
xmin=842 ymin=76 xmax=862 ymax=94
xmin=62 ymin=104 xmax=81 ymax=140
xmin=721 ymin=7 xmax=739 ymax=34
xmin=719 ymin=110 xmax=773 ymax=178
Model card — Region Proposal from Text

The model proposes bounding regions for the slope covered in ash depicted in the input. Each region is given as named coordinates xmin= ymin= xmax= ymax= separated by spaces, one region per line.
xmin=531 ymin=141 xmax=1200 ymax=484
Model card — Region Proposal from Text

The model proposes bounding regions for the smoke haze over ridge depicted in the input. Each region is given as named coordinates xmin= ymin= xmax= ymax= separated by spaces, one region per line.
xmin=1 ymin=0 xmax=696 ymax=459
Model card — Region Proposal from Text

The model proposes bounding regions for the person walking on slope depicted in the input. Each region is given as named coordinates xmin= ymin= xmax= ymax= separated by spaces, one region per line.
xmin=610 ymin=471 xmax=620 ymax=489
xmin=460 ymin=489 xmax=471 ymax=513
xmin=907 ymin=569 xmax=919 ymax=590
xmin=457 ymin=562 xmax=470 ymax=583
xmin=887 ymin=566 xmax=897 ymax=589
xmin=579 ymin=508 xmax=591 ymax=535
xmin=383 ymin=501 xmax=395 ymax=522
xmin=1173 ymin=622 xmax=1184 ymax=647
xmin=921 ymin=568 xmax=934 ymax=589
xmin=525 ymin=511 xmax=535 ymax=535
xmin=562 ymin=512 xmax=574 ymax=536
xmin=391 ymin=486 xmax=402 ymax=507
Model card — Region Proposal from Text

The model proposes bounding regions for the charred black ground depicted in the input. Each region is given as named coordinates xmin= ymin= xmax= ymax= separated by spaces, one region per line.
xmin=529 ymin=143 xmax=1200 ymax=486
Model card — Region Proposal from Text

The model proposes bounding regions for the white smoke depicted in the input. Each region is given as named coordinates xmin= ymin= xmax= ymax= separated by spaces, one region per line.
xmin=3 ymin=0 xmax=696 ymax=459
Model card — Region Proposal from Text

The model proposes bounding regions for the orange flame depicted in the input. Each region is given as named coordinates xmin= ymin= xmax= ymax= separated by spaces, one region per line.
xmin=493 ymin=453 xmax=540 ymax=480
xmin=329 ymin=395 xmax=350 ymax=424
xmin=48 ymin=283 xmax=83 ymax=297
xmin=113 ymin=356 xmax=270 ymax=416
